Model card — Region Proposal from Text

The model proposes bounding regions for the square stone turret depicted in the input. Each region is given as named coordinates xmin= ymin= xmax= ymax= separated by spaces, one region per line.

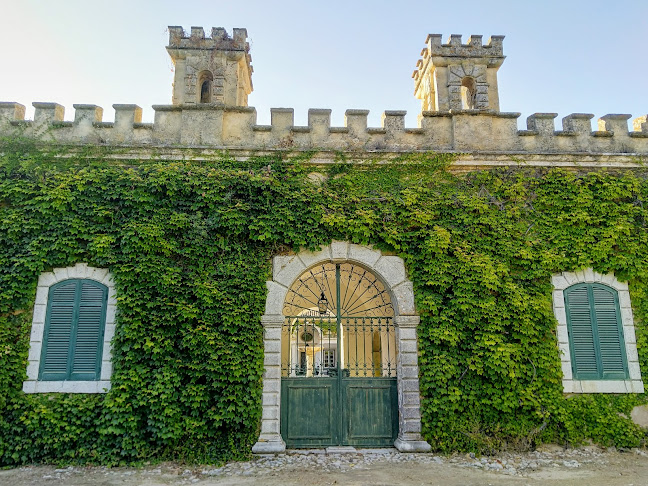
xmin=166 ymin=26 xmax=253 ymax=106
xmin=413 ymin=34 xmax=505 ymax=112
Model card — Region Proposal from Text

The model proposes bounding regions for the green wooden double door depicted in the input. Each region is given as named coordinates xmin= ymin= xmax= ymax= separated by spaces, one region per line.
xmin=280 ymin=262 xmax=399 ymax=448
xmin=281 ymin=376 xmax=397 ymax=447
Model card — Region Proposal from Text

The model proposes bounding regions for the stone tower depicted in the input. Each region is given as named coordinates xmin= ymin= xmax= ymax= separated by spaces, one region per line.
xmin=166 ymin=26 xmax=253 ymax=106
xmin=412 ymin=34 xmax=505 ymax=112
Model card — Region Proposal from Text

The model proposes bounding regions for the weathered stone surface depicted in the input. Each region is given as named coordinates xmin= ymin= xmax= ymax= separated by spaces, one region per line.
xmin=272 ymin=255 xmax=306 ymax=288
xmin=394 ymin=437 xmax=432 ymax=453
xmin=631 ymin=405 xmax=648 ymax=428
xmin=374 ymin=256 xmax=407 ymax=288
xmin=297 ymin=246 xmax=331 ymax=270
xmin=392 ymin=281 xmax=416 ymax=315
xmin=264 ymin=281 xmax=289 ymax=315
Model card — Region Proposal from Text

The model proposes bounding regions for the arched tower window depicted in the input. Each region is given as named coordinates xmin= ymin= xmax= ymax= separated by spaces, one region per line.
xmin=461 ymin=77 xmax=477 ymax=109
xmin=198 ymin=71 xmax=214 ymax=103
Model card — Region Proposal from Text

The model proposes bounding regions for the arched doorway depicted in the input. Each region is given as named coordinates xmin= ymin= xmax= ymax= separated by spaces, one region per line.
xmin=281 ymin=262 xmax=397 ymax=447
xmin=252 ymin=242 xmax=430 ymax=453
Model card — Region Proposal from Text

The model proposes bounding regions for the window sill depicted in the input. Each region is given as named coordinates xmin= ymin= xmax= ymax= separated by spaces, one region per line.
xmin=22 ymin=380 xmax=111 ymax=394
xmin=563 ymin=379 xmax=644 ymax=394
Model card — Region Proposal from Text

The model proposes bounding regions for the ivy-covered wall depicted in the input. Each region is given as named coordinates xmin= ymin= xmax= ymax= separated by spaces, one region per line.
xmin=0 ymin=139 xmax=646 ymax=465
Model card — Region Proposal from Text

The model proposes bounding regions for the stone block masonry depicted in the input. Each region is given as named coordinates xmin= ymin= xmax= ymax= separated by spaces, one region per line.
xmin=0 ymin=103 xmax=646 ymax=166
xmin=0 ymin=28 xmax=646 ymax=169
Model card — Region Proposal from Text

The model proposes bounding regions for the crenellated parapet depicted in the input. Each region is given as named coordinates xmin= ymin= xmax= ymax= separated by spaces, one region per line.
xmin=1 ymin=102 xmax=646 ymax=166
xmin=421 ymin=34 xmax=505 ymax=59
xmin=167 ymin=26 xmax=249 ymax=51
xmin=413 ymin=34 xmax=506 ymax=112
xmin=166 ymin=26 xmax=253 ymax=107
xmin=1 ymin=29 xmax=646 ymax=168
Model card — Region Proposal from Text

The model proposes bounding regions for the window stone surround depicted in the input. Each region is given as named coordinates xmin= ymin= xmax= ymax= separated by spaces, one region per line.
xmin=552 ymin=269 xmax=644 ymax=394
xmin=22 ymin=263 xmax=116 ymax=394
xmin=252 ymin=241 xmax=431 ymax=453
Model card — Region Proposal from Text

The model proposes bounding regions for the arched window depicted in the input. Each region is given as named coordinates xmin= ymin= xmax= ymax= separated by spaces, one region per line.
xmin=460 ymin=76 xmax=477 ymax=109
xmin=198 ymin=70 xmax=214 ymax=103
xmin=551 ymin=270 xmax=643 ymax=394
xmin=23 ymin=264 xmax=116 ymax=394
xmin=564 ymin=283 xmax=627 ymax=380
xmin=39 ymin=279 xmax=108 ymax=381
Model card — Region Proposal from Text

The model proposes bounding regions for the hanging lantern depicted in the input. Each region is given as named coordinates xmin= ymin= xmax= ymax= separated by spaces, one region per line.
xmin=317 ymin=292 xmax=328 ymax=315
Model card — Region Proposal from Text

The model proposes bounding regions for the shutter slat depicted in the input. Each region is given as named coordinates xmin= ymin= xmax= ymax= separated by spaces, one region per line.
xmin=594 ymin=287 xmax=626 ymax=376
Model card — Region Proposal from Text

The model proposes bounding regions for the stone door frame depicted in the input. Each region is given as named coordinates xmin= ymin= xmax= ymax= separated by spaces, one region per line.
xmin=252 ymin=241 xmax=431 ymax=453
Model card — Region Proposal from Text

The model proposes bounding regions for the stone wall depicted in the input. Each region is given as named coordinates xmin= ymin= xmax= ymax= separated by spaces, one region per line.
xmin=1 ymin=103 xmax=646 ymax=164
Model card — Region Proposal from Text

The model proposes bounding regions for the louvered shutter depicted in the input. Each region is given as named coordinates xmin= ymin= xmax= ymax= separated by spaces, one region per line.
xmin=565 ymin=285 xmax=598 ymax=379
xmin=564 ymin=283 xmax=627 ymax=380
xmin=40 ymin=281 xmax=77 ymax=380
xmin=592 ymin=286 xmax=627 ymax=379
xmin=70 ymin=281 xmax=107 ymax=380
xmin=39 ymin=279 xmax=107 ymax=381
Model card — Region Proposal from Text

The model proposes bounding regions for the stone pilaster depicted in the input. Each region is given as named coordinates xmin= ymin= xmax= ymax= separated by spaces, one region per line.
xmin=393 ymin=315 xmax=431 ymax=452
xmin=252 ymin=314 xmax=286 ymax=453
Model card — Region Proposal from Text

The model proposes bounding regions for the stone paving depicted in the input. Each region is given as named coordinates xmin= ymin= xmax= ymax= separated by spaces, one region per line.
xmin=202 ymin=446 xmax=625 ymax=477
xmin=3 ymin=446 xmax=648 ymax=485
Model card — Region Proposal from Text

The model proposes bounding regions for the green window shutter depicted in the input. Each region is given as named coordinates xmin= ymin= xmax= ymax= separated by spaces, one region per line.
xmin=565 ymin=286 xmax=598 ymax=379
xmin=70 ymin=281 xmax=108 ymax=380
xmin=564 ymin=283 xmax=628 ymax=380
xmin=39 ymin=279 xmax=108 ymax=381
xmin=40 ymin=281 xmax=77 ymax=380
xmin=592 ymin=286 xmax=627 ymax=379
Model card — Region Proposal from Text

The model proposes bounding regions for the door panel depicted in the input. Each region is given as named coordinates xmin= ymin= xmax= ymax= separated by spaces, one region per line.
xmin=343 ymin=378 xmax=397 ymax=446
xmin=281 ymin=378 xmax=338 ymax=446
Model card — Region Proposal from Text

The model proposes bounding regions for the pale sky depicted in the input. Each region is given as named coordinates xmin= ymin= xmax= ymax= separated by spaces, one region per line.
xmin=2 ymin=0 xmax=646 ymax=128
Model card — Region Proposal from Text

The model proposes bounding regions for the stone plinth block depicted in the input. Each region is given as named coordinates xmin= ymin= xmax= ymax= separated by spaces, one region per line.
xmin=0 ymin=102 xmax=26 ymax=121
xmin=394 ymin=437 xmax=432 ymax=453
xmin=73 ymin=104 xmax=103 ymax=124
xmin=33 ymin=102 xmax=64 ymax=123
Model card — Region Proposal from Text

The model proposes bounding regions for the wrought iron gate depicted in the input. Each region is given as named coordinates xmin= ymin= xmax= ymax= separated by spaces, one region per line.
xmin=280 ymin=262 xmax=398 ymax=447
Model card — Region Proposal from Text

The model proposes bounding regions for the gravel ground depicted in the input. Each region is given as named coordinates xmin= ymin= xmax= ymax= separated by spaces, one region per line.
xmin=2 ymin=446 xmax=648 ymax=485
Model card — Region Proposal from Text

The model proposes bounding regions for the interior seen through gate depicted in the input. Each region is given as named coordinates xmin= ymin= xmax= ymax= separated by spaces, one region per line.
xmin=281 ymin=262 xmax=397 ymax=378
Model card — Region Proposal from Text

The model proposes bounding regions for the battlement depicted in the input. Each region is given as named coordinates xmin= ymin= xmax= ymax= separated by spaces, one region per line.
xmin=413 ymin=34 xmax=506 ymax=112
xmin=167 ymin=26 xmax=249 ymax=52
xmin=413 ymin=34 xmax=505 ymax=81
xmin=1 ymin=29 xmax=645 ymax=170
xmin=424 ymin=33 xmax=504 ymax=57
xmin=1 ymin=102 xmax=646 ymax=167
xmin=166 ymin=26 xmax=253 ymax=107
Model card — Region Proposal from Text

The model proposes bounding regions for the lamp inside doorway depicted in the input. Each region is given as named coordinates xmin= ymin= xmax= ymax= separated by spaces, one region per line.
xmin=317 ymin=292 xmax=328 ymax=315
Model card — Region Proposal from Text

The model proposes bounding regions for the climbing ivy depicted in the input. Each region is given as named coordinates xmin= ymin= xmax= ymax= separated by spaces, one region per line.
xmin=0 ymin=138 xmax=646 ymax=464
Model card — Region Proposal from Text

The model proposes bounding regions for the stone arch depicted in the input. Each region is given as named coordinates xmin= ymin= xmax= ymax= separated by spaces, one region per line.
xmin=461 ymin=76 xmax=477 ymax=109
xmin=253 ymin=241 xmax=431 ymax=453
xmin=447 ymin=63 xmax=488 ymax=110
xmin=197 ymin=70 xmax=214 ymax=103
